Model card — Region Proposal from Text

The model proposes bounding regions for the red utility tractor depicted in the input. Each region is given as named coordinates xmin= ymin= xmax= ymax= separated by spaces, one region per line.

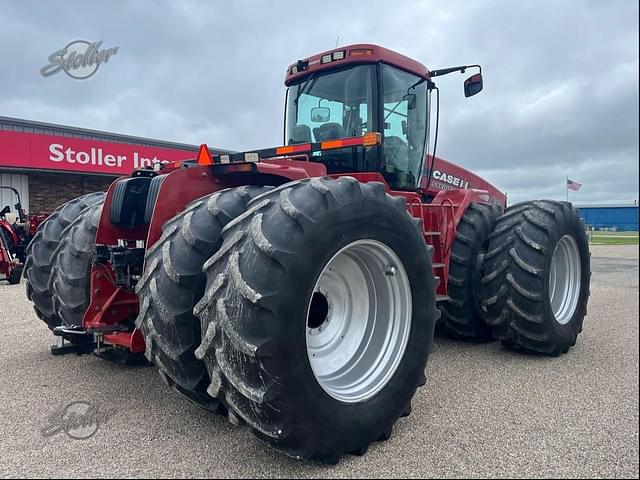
xmin=0 ymin=224 xmax=21 ymax=284
xmin=24 ymin=44 xmax=590 ymax=462
xmin=0 ymin=187 xmax=46 ymax=284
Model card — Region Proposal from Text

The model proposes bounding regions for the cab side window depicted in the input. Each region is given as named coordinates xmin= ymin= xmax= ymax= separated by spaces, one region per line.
xmin=381 ymin=65 xmax=428 ymax=190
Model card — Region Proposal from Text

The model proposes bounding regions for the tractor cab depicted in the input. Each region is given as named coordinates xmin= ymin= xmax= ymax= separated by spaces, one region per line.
xmin=284 ymin=44 xmax=483 ymax=191
xmin=285 ymin=46 xmax=429 ymax=190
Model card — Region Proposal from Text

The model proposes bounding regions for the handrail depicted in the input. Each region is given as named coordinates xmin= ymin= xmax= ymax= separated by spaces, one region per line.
xmin=440 ymin=198 xmax=456 ymax=258
xmin=408 ymin=197 xmax=424 ymax=226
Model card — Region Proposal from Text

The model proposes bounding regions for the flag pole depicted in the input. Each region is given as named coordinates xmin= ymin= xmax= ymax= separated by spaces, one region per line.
xmin=566 ymin=177 xmax=569 ymax=202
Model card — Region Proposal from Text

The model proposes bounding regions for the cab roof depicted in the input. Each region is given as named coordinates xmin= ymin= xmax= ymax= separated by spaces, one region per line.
xmin=285 ymin=44 xmax=431 ymax=86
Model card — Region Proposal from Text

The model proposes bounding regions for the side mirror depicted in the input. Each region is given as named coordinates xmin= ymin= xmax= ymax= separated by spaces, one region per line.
xmin=311 ymin=107 xmax=330 ymax=122
xmin=464 ymin=73 xmax=483 ymax=97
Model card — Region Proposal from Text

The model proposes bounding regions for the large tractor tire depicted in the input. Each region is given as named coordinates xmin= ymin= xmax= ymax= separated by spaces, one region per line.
xmin=194 ymin=177 xmax=439 ymax=463
xmin=50 ymin=200 xmax=105 ymax=328
xmin=437 ymin=203 xmax=501 ymax=341
xmin=481 ymin=200 xmax=590 ymax=355
xmin=24 ymin=192 xmax=106 ymax=330
xmin=136 ymin=186 xmax=270 ymax=412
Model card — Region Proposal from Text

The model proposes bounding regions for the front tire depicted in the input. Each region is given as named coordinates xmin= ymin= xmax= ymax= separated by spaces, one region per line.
xmin=194 ymin=178 xmax=438 ymax=462
xmin=481 ymin=200 xmax=591 ymax=355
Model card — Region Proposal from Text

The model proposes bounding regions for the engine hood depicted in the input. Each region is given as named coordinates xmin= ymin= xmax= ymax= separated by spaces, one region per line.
xmin=421 ymin=156 xmax=506 ymax=207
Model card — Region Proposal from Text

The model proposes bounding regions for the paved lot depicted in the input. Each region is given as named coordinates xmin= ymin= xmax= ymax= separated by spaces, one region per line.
xmin=0 ymin=245 xmax=638 ymax=478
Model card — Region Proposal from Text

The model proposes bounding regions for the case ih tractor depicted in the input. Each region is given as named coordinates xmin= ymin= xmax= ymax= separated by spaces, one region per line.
xmin=0 ymin=186 xmax=45 ymax=284
xmin=24 ymin=44 xmax=590 ymax=462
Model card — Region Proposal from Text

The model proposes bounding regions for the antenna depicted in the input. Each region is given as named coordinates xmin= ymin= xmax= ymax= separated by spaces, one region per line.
xmin=335 ymin=35 xmax=340 ymax=48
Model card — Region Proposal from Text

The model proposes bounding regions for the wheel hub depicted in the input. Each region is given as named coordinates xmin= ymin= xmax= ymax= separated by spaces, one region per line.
xmin=549 ymin=234 xmax=582 ymax=325
xmin=307 ymin=290 xmax=330 ymax=331
xmin=305 ymin=239 xmax=412 ymax=403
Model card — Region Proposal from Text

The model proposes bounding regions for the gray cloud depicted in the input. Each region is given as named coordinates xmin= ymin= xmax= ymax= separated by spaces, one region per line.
xmin=0 ymin=0 xmax=637 ymax=204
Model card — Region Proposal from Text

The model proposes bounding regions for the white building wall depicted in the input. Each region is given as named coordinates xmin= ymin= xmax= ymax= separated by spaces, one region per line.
xmin=0 ymin=173 xmax=29 ymax=213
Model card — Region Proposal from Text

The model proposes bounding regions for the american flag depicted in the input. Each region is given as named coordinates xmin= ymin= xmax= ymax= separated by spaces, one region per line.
xmin=567 ymin=179 xmax=582 ymax=191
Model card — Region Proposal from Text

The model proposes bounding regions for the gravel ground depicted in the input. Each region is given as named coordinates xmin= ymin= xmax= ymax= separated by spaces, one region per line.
xmin=0 ymin=245 xmax=637 ymax=478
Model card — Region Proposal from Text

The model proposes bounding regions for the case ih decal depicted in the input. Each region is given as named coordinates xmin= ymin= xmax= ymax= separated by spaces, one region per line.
xmin=424 ymin=157 xmax=506 ymax=207
xmin=431 ymin=169 xmax=470 ymax=189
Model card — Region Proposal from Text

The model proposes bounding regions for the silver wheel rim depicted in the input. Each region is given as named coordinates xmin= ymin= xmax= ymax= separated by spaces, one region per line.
xmin=305 ymin=239 xmax=412 ymax=403
xmin=548 ymin=235 xmax=582 ymax=325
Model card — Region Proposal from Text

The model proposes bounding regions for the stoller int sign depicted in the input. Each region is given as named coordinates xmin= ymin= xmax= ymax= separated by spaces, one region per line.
xmin=0 ymin=130 xmax=198 ymax=175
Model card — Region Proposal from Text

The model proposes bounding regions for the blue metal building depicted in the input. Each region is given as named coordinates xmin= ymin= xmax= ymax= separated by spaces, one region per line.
xmin=576 ymin=204 xmax=639 ymax=232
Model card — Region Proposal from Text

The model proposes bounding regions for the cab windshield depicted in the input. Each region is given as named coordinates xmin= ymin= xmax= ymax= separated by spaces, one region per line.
xmin=285 ymin=63 xmax=428 ymax=189
xmin=285 ymin=65 xmax=374 ymax=173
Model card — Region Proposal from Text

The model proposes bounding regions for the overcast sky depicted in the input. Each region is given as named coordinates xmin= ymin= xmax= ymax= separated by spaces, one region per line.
xmin=1 ymin=0 xmax=638 ymax=204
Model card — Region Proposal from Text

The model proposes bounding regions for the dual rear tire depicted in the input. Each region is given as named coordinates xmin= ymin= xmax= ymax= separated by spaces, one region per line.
xmin=437 ymin=203 xmax=501 ymax=341
xmin=140 ymin=178 xmax=438 ymax=462
xmin=194 ymin=178 xmax=438 ymax=462
xmin=24 ymin=192 xmax=106 ymax=330
xmin=49 ymin=201 xmax=106 ymax=328
xmin=135 ymin=186 xmax=270 ymax=411
xmin=435 ymin=199 xmax=590 ymax=356
xmin=481 ymin=200 xmax=591 ymax=355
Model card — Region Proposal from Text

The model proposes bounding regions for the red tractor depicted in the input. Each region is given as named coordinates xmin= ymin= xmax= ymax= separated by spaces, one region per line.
xmin=0 ymin=187 xmax=46 ymax=284
xmin=0 ymin=222 xmax=21 ymax=284
xmin=24 ymin=44 xmax=590 ymax=462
